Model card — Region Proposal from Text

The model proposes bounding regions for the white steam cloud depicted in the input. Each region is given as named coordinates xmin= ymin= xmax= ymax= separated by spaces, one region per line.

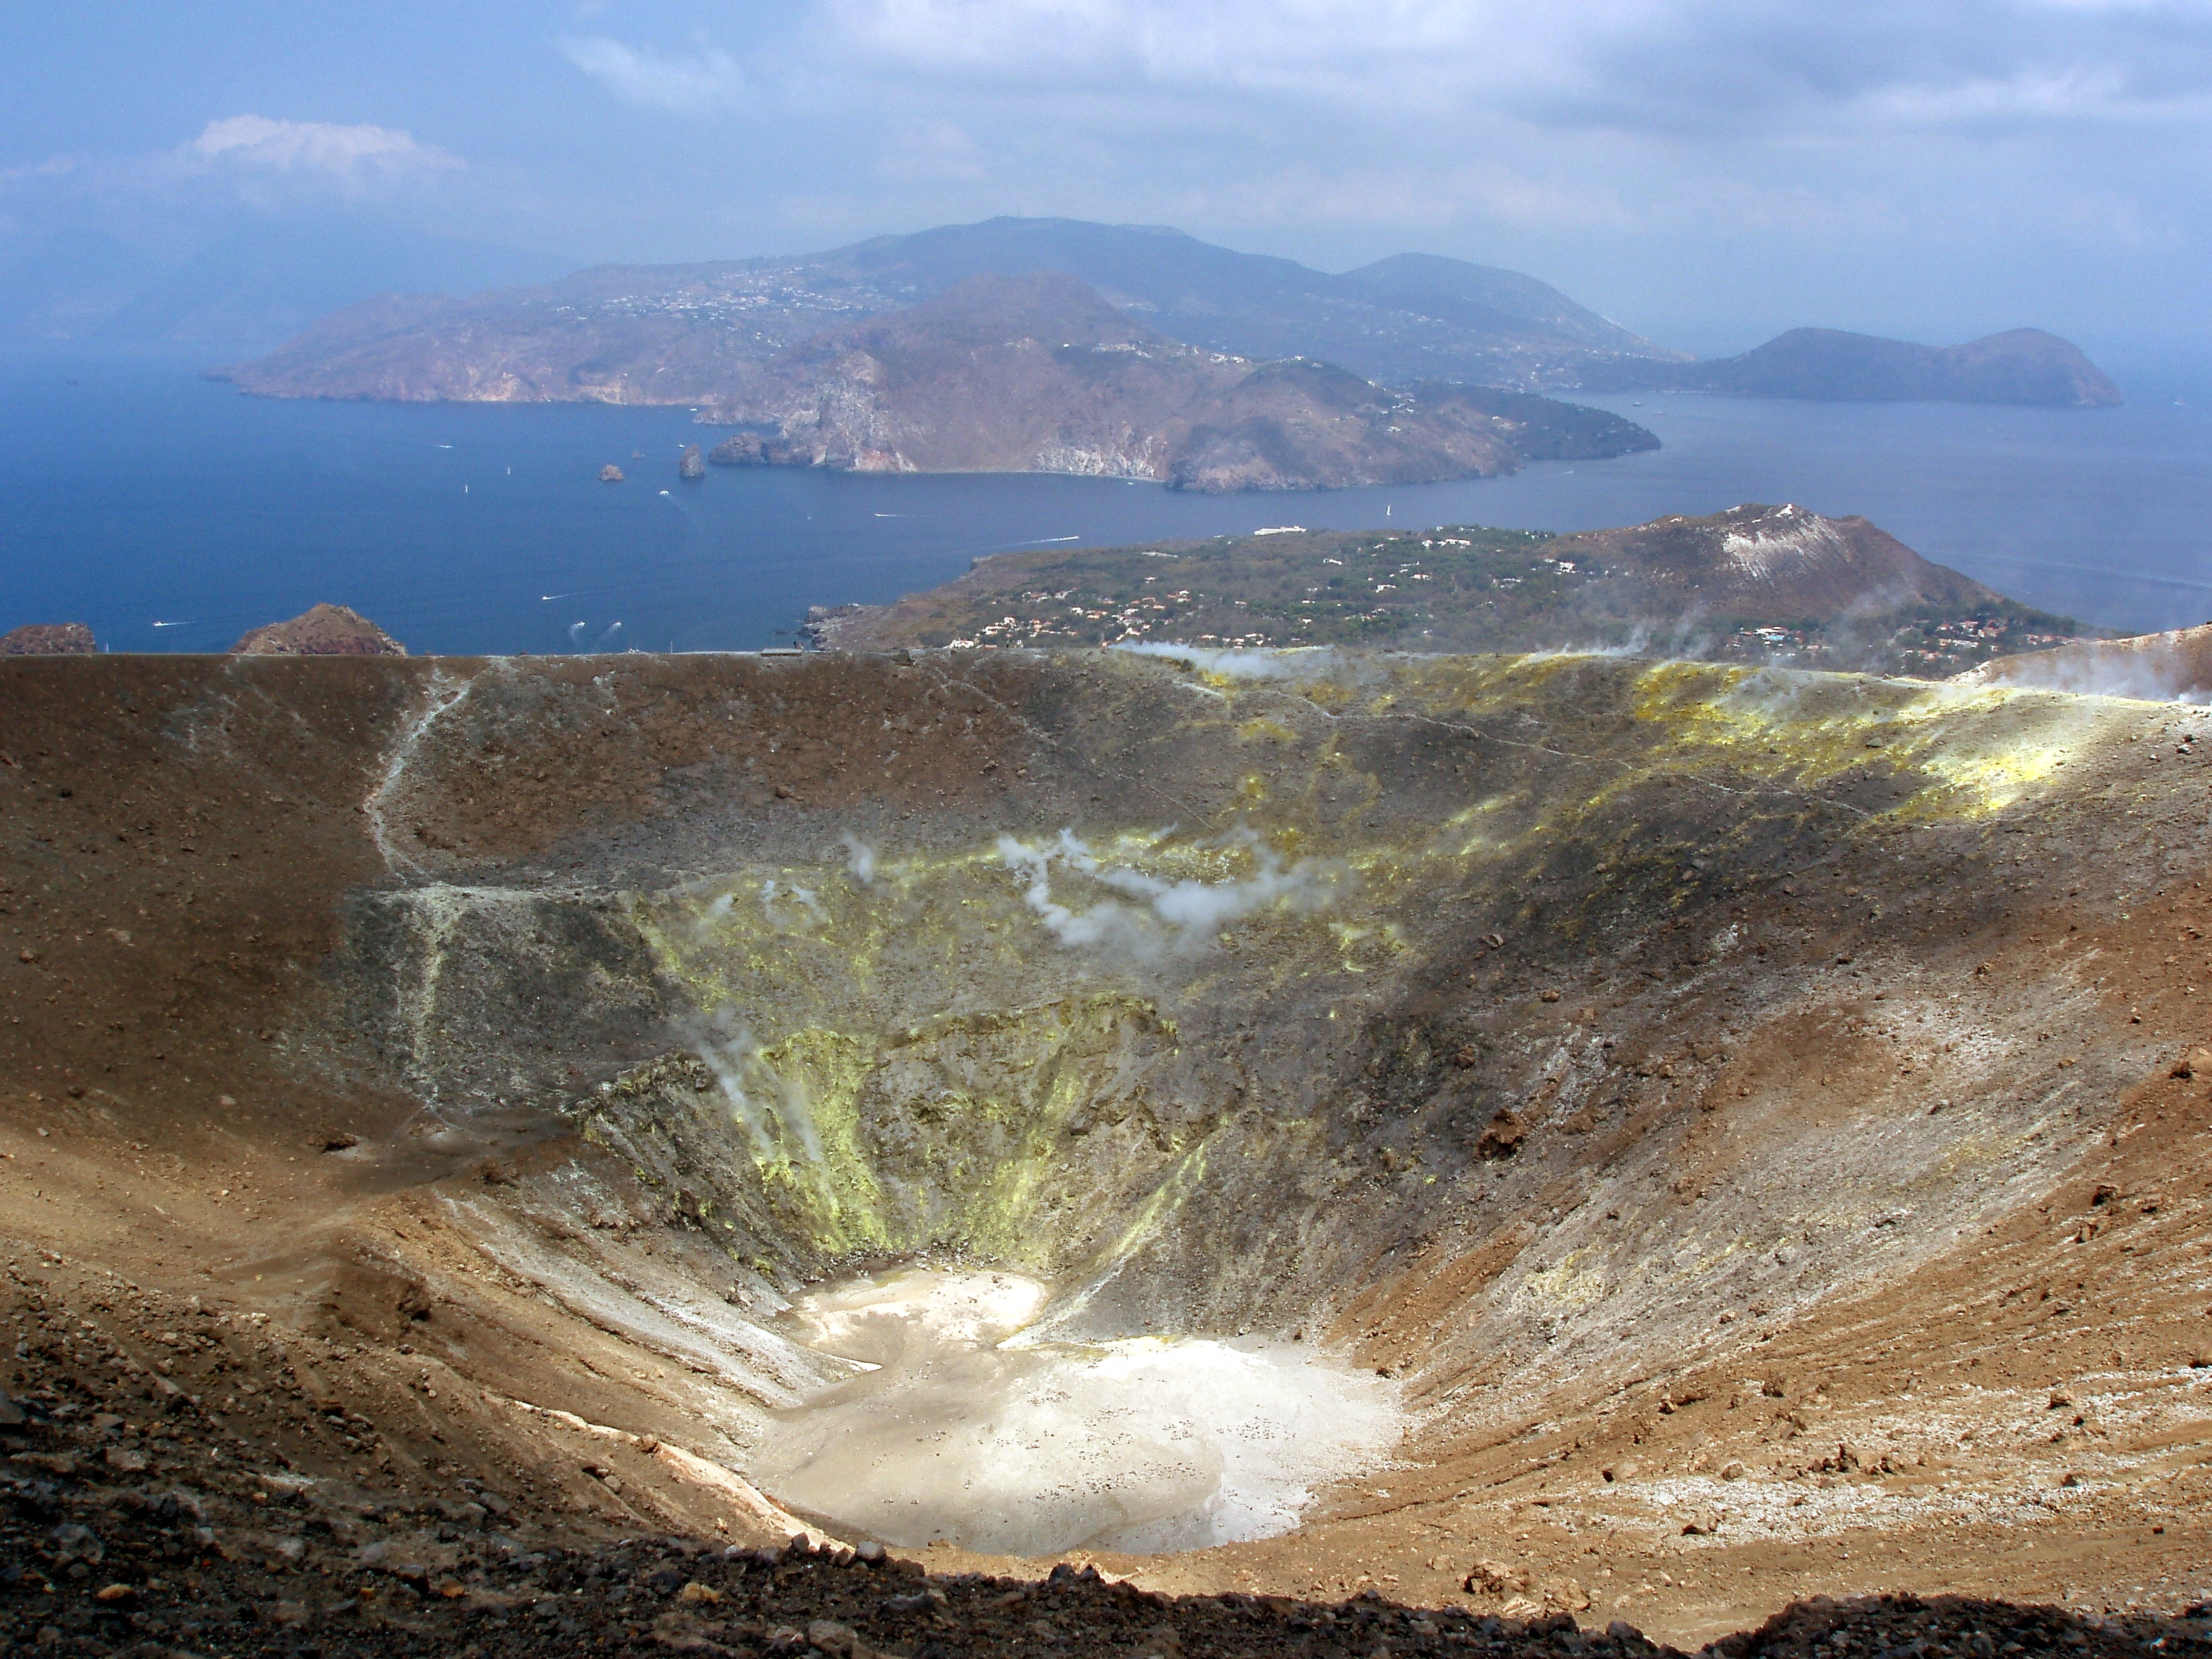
xmin=1112 ymin=642 xmax=1330 ymax=680
xmin=1958 ymin=651 xmax=2212 ymax=706
xmin=690 ymin=1012 xmax=827 ymax=1166
xmin=998 ymin=828 xmax=1346 ymax=954
xmin=840 ymin=833 xmax=878 ymax=884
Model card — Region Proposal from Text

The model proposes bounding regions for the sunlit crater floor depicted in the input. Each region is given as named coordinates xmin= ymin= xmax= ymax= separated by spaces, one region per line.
xmin=750 ymin=1269 xmax=1402 ymax=1555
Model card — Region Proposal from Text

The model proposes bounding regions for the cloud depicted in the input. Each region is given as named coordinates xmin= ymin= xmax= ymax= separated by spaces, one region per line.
xmin=184 ymin=116 xmax=460 ymax=182
xmin=0 ymin=116 xmax=467 ymax=245
xmin=560 ymin=37 xmax=748 ymax=113
xmin=806 ymin=0 xmax=2212 ymax=140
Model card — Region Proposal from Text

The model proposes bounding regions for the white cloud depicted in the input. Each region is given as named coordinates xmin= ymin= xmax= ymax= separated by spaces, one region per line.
xmin=560 ymin=37 xmax=747 ymax=113
xmin=184 ymin=116 xmax=460 ymax=181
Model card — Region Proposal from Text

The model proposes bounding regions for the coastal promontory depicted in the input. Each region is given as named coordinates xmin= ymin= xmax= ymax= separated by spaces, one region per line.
xmin=699 ymin=272 xmax=1654 ymax=491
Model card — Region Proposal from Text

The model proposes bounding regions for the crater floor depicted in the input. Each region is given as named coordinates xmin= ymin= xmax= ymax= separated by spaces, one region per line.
xmin=2 ymin=646 xmax=2211 ymax=1652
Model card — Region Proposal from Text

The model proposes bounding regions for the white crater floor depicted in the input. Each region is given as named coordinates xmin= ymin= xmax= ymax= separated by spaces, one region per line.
xmin=747 ymin=1269 xmax=1402 ymax=1557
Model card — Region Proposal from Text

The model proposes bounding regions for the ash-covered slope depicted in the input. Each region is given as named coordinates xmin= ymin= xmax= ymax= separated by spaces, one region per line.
xmin=1540 ymin=502 xmax=2001 ymax=615
xmin=1582 ymin=326 xmax=2121 ymax=406
xmin=702 ymin=272 xmax=1655 ymax=490
xmin=1958 ymin=618 xmax=2212 ymax=702
xmin=3 ymin=650 xmax=2211 ymax=1633
xmin=214 ymin=216 xmax=1684 ymax=403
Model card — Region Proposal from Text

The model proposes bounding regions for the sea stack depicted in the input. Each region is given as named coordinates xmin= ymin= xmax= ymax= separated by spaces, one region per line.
xmin=230 ymin=603 xmax=407 ymax=657
xmin=0 ymin=622 xmax=96 ymax=655
xmin=598 ymin=464 xmax=626 ymax=483
xmin=678 ymin=445 xmax=705 ymax=480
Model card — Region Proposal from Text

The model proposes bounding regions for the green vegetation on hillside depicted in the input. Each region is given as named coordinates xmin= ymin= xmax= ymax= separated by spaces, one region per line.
xmin=814 ymin=523 xmax=2094 ymax=676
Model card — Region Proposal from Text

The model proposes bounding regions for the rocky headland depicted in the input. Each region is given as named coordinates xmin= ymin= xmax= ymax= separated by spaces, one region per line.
xmin=698 ymin=272 xmax=1654 ymax=491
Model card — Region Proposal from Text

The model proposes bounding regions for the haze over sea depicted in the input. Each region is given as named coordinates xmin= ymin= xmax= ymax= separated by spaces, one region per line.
xmin=3 ymin=344 xmax=2207 ymax=656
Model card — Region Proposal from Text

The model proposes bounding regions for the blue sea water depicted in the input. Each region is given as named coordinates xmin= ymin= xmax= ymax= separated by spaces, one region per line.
xmin=1 ymin=343 xmax=2207 ymax=653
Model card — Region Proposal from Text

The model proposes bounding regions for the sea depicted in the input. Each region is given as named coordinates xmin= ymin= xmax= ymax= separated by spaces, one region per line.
xmin=2 ymin=343 xmax=2207 ymax=655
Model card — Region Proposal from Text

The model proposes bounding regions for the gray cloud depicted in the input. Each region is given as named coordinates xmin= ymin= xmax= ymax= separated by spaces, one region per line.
xmin=577 ymin=0 xmax=2212 ymax=140
xmin=4 ymin=0 xmax=2205 ymax=355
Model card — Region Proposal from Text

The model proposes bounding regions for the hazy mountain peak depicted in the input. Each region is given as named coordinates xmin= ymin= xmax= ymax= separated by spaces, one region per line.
xmin=218 ymin=217 xmax=1689 ymax=402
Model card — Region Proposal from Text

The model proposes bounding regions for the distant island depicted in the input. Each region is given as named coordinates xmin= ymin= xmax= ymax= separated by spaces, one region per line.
xmin=212 ymin=216 xmax=1686 ymax=403
xmin=213 ymin=217 xmax=2122 ymax=453
xmin=803 ymin=504 xmax=2092 ymax=676
xmin=1579 ymin=327 xmax=2121 ymax=407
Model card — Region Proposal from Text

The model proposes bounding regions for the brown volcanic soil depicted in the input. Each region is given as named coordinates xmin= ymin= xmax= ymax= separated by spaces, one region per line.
xmin=4 ymin=650 xmax=2212 ymax=1657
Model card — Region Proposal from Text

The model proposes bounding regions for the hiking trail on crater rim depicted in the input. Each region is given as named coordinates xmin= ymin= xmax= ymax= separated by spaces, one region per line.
xmin=3 ymin=647 xmax=2212 ymax=1657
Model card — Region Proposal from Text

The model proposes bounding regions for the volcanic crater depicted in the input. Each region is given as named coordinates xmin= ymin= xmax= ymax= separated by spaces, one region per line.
xmin=4 ymin=647 xmax=2212 ymax=1652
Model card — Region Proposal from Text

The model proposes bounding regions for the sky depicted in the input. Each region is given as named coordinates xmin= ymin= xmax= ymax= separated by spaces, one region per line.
xmin=5 ymin=1 xmax=2210 ymax=356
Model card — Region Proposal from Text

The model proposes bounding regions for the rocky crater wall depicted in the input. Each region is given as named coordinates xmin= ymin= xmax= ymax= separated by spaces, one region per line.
xmin=4 ymin=648 xmax=2209 ymax=1590
xmin=291 ymin=654 xmax=2184 ymax=1446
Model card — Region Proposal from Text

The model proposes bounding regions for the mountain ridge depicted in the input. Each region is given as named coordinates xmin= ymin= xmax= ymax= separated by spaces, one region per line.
xmin=216 ymin=216 xmax=1686 ymax=403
